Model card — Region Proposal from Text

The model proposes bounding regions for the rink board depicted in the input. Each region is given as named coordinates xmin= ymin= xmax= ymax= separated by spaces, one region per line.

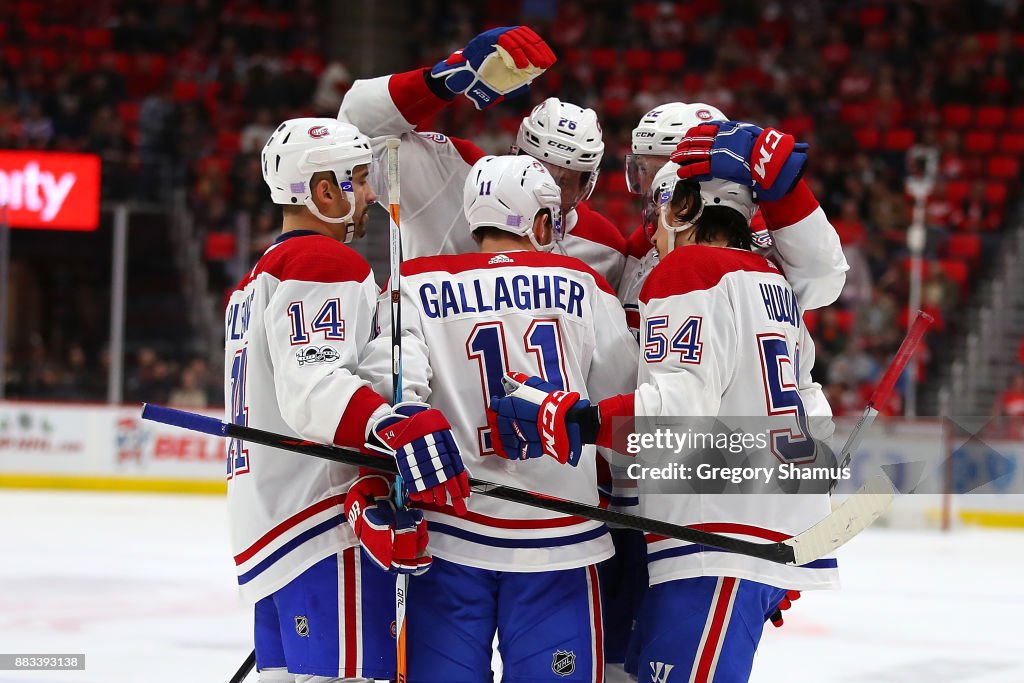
xmin=0 ymin=401 xmax=226 ymax=494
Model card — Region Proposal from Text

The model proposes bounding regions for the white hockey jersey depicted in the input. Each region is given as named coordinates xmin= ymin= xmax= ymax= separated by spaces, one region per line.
xmin=623 ymin=245 xmax=839 ymax=591
xmin=360 ymin=250 xmax=639 ymax=572
xmin=224 ymin=231 xmax=388 ymax=602
xmin=338 ymin=69 xmax=627 ymax=288
xmin=619 ymin=182 xmax=850 ymax=338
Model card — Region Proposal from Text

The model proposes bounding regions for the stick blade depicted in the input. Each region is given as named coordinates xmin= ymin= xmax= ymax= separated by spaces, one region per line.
xmin=786 ymin=474 xmax=896 ymax=566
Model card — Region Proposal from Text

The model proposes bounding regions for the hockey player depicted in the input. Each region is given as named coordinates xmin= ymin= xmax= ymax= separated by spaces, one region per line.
xmin=359 ymin=154 xmax=638 ymax=682
xmin=337 ymin=26 xmax=628 ymax=289
xmin=226 ymin=117 xmax=469 ymax=682
xmin=619 ymin=104 xmax=849 ymax=335
xmin=491 ymin=156 xmax=839 ymax=682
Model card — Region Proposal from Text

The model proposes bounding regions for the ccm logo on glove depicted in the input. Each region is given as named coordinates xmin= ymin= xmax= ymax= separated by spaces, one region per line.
xmin=751 ymin=128 xmax=794 ymax=190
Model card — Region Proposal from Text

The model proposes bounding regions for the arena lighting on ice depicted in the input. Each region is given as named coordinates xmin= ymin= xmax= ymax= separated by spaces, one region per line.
xmin=0 ymin=151 xmax=101 ymax=231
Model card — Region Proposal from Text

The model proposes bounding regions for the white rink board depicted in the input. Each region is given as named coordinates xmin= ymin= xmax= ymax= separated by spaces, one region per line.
xmin=0 ymin=401 xmax=225 ymax=482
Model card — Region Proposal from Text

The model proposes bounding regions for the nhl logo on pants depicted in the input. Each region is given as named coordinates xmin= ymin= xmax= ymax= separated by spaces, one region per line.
xmin=294 ymin=615 xmax=309 ymax=637
xmin=551 ymin=650 xmax=576 ymax=677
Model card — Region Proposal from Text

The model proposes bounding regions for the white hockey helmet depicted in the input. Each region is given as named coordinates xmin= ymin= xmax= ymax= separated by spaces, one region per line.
xmin=700 ymin=178 xmax=757 ymax=224
xmin=625 ymin=102 xmax=727 ymax=195
xmin=261 ymin=117 xmax=373 ymax=242
xmin=513 ymin=97 xmax=604 ymax=211
xmin=463 ymin=155 xmax=563 ymax=252
xmin=646 ymin=161 xmax=703 ymax=251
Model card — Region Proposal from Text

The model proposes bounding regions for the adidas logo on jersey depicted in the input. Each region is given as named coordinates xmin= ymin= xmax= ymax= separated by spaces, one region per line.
xmin=488 ymin=254 xmax=514 ymax=264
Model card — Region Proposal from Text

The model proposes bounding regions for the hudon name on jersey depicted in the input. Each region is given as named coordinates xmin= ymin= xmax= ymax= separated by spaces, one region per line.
xmin=631 ymin=245 xmax=839 ymax=592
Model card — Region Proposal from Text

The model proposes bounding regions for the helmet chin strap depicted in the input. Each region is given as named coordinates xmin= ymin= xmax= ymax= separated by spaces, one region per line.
xmin=660 ymin=203 xmax=698 ymax=254
xmin=303 ymin=186 xmax=357 ymax=242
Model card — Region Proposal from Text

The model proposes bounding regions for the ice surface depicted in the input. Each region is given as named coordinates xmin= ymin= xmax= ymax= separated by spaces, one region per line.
xmin=0 ymin=490 xmax=1020 ymax=683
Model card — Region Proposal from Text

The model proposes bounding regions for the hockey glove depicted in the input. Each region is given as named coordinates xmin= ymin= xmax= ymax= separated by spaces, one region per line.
xmin=671 ymin=121 xmax=808 ymax=201
xmin=488 ymin=372 xmax=589 ymax=466
xmin=369 ymin=402 xmax=470 ymax=516
xmin=768 ymin=589 xmax=802 ymax=627
xmin=344 ymin=475 xmax=431 ymax=575
xmin=430 ymin=26 xmax=556 ymax=110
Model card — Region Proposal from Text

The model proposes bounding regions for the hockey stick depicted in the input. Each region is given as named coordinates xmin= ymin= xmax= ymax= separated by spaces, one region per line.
xmin=142 ymin=404 xmax=893 ymax=567
xmin=228 ymin=651 xmax=255 ymax=683
xmin=385 ymin=137 xmax=410 ymax=683
xmin=829 ymin=310 xmax=934 ymax=492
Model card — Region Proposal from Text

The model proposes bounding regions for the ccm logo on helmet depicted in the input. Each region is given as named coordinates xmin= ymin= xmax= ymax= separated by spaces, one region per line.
xmin=308 ymin=126 xmax=330 ymax=138
xmin=547 ymin=140 xmax=578 ymax=153
xmin=635 ymin=131 xmax=655 ymax=138
xmin=752 ymin=129 xmax=785 ymax=185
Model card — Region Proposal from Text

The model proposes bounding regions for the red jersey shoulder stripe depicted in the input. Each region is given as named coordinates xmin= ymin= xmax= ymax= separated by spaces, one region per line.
xmin=758 ymin=180 xmax=819 ymax=230
xmin=449 ymin=135 xmax=486 ymax=165
xmin=639 ymin=245 xmax=779 ymax=303
xmin=626 ymin=224 xmax=653 ymax=260
xmin=572 ymin=203 xmax=628 ymax=256
xmin=401 ymin=251 xmax=617 ymax=296
xmin=237 ymin=235 xmax=372 ymax=290
xmin=387 ymin=68 xmax=450 ymax=127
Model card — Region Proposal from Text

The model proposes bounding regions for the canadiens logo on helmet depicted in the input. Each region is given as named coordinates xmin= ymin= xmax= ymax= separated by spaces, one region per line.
xmin=308 ymin=125 xmax=330 ymax=138
xmin=551 ymin=650 xmax=576 ymax=677
xmin=697 ymin=109 xmax=714 ymax=120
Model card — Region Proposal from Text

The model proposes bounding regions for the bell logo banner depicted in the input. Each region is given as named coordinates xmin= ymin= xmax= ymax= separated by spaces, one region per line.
xmin=0 ymin=151 xmax=101 ymax=231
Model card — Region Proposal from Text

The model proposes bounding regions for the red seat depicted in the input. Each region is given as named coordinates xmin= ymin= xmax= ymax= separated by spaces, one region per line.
xmin=939 ymin=259 xmax=970 ymax=289
xmin=942 ymin=104 xmax=973 ymax=128
xmin=836 ymin=309 xmax=854 ymax=333
xmin=205 ymin=232 xmax=236 ymax=261
xmin=999 ymin=131 xmax=1024 ymax=154
xmin=882 ymin=128 xmax=916 ymax=151
xmin=82 ymin=28 xmax=111 ymax=49
xmin=802 ymin=310 xmax=819 ymax=334
xmin=975 ymin=105 xmax=1008 ymax=128
xmin=216 ymin=130 xmax=241 ymax=154
xmin=117 ymin=101 xmax=140 ymax=124
xmin=563 ymin=48 xmax=587 ymax=67
xmin=2 ymin=46 xmax=23 ymax=68
xmin=946 ymin=180 xmax=970 ymax=204
xmin=964 ymin=130 xmax=996 ymax=155
xmin=859 ymin=6 xmax=886 ymax=26
xmin=987 ymin=156 xmax=1020 ymax=180
xmin=624 ymin=49 xmax=653 ymax=71
xmin=840 ymin=103 xmax=871 ymax=126
xmin=632 ymin=3 xmax=659 ymax=21
xmin=1010 ymin=106 xmax=1024 ymax=129
xmin=985 ymin=182 xmax=1008 ymax=206
xmin=854 ymin=127 xmax=880 ymax=150
xmin=656 ymin=50 xmax=685 ymax=73
xmin=943 ymin=233 xmax=981 ymax=265
xmin=682 ymin=73 xmax=704 ymax=92
xmin=591 ymin=48 xmax=617 ymax=71
xmin=172 ymin=80 xmax=200 ymax=101
xmin=976 ymin=33 xmax=999 ymax=52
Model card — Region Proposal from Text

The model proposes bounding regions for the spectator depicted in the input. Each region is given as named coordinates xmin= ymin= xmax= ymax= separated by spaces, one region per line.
xmin=168 ymin=367 xmax=208 ymax=407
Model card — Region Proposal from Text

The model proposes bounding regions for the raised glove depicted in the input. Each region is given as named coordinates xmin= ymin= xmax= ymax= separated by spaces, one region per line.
xmin=488 ymin=372 xmax=589 ymax=466
xmin=369 ymin=402 xmax=470 ymax=515
xmin=671 ymin=121 xmax=808 ymax=201
xmin=768 ymin=589 xmax=802 ymax=627
xmin=430 ymin=26 xmax=556 ymax=110
xmin=344 ymin=475 xmax=431 ymax=575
